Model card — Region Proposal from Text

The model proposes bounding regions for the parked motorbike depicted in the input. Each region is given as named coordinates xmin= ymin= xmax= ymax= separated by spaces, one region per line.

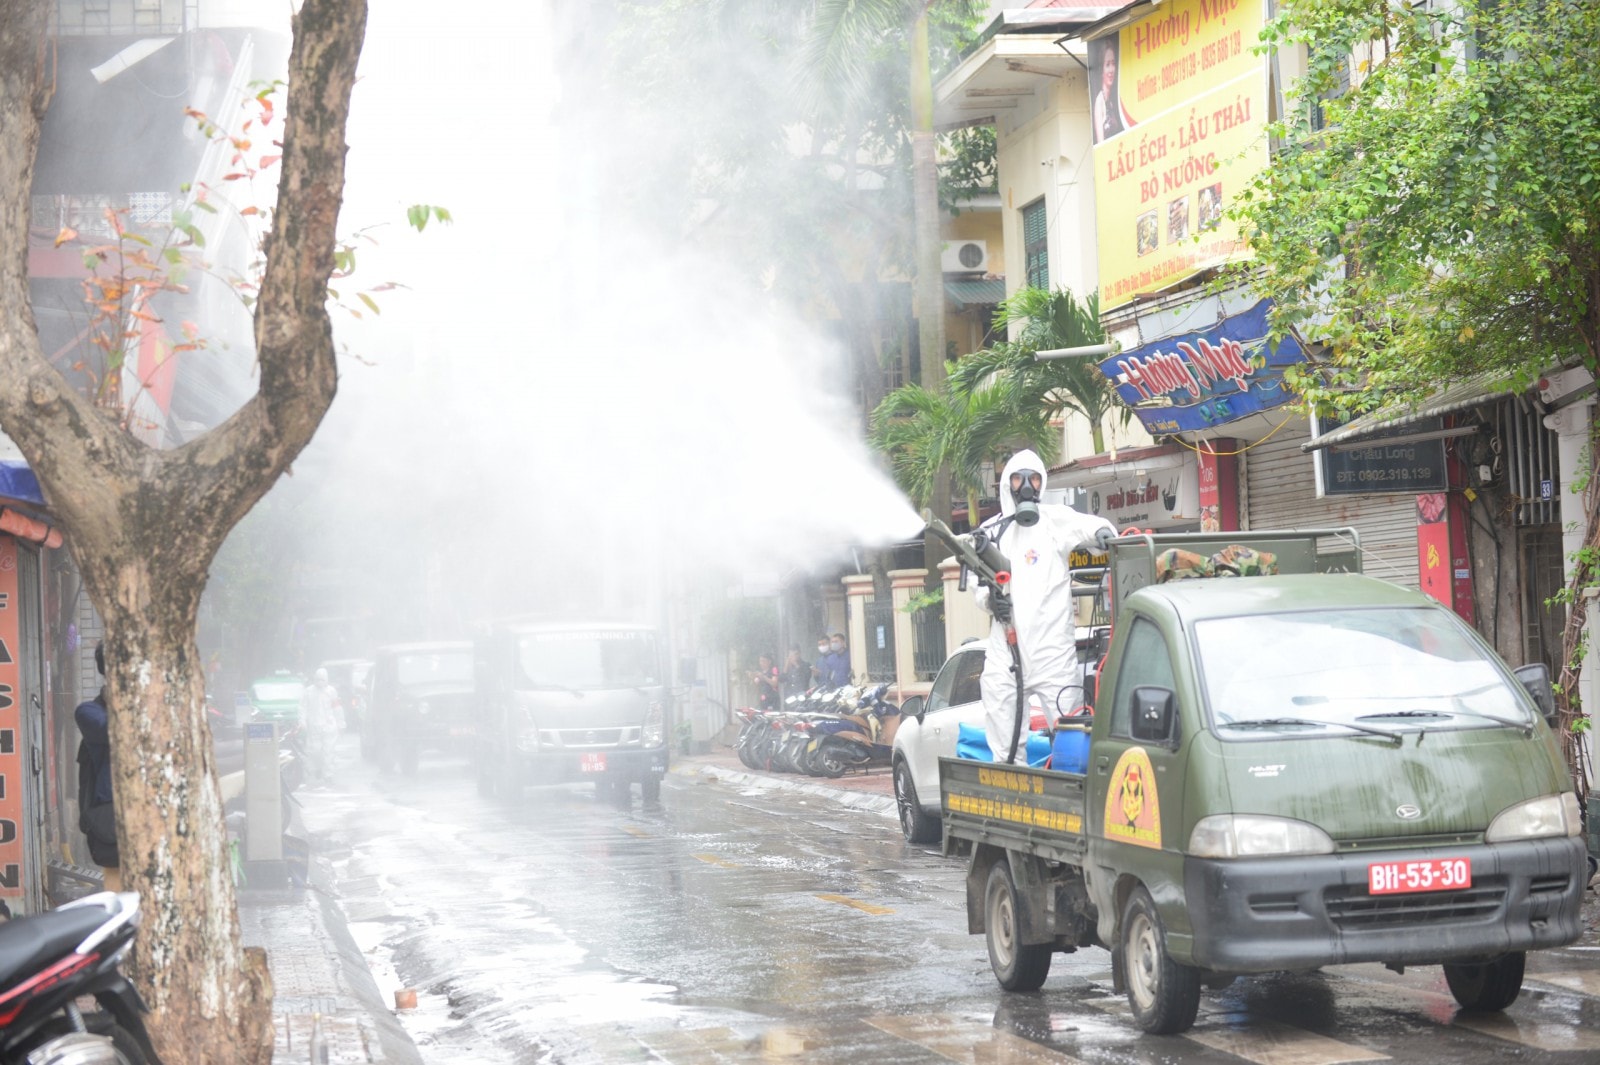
xmin=732 ymin=703 xmax=768 ymax=764
xmin=807 ymin=684 xmax=901 ymax=778
xmin=0 ymin=892 xmax=162 ymax=1065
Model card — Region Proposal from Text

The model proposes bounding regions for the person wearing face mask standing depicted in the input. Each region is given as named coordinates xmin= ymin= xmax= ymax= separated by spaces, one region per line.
xmin=816 ymin=634 xmax=851 ymax=688
xmin=975 ymin=449 xmax=1115 ymax=763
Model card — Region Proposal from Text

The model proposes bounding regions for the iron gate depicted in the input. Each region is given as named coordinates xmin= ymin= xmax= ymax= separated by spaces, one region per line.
xmin=863 ymin=599 xmax=897 ymax=682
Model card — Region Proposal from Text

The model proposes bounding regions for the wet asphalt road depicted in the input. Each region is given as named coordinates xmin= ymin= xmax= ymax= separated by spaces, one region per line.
xmin=294 ymin=739 xmax=1600 ymax=1065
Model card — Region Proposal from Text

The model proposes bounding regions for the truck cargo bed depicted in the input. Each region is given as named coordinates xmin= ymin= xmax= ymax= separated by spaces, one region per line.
xmin=940 ymin=757 xmax=1088 ymax=865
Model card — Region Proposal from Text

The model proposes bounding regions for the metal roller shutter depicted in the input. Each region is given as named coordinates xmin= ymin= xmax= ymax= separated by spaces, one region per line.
xmin=1241 ymin=418 xmax=1421 ymax=588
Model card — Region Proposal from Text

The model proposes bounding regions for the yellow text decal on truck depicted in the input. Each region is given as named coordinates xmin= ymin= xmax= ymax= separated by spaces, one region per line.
xmin=1104 ymin=747 xmax=1162 ymax=849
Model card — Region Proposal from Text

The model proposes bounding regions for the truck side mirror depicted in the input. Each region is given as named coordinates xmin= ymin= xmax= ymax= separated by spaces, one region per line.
xmin=1513 ymin=662 xmax=1557 ymax=725
xmin=1130 ymin=686 xmax=1179 ymax=746
xmin=901 ymin=694 xmax=926 ymax=723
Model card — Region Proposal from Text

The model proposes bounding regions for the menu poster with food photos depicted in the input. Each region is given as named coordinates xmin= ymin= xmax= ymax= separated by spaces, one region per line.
xmin=1089 ymin=0 xmax=1271 ymax=309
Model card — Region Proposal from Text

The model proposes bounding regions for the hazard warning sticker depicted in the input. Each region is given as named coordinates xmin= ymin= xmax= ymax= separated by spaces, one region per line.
xmin=1103 ymin=747 xmax=1162 ymax=849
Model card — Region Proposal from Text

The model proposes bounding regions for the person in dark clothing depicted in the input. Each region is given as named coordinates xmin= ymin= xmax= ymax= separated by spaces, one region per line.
xmin=817 ymin=633 xmax=851 ymax=688
xmin=780 ymin=646 xmax=811 ymax=701
xmin=75 ymin=640 xmax=119 ymax=890
xmin=750 ymin=653 xmax=781 ymax=712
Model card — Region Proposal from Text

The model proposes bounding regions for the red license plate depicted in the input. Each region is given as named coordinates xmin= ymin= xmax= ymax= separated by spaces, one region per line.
xmin=1367 ymin=856 xmax=1472 ymax=895
xmin=578 ymin=753 xmax=607 ymax=773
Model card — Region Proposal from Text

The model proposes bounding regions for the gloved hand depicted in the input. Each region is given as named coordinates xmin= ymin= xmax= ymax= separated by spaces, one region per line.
xmin=988 ymin=591 xmax=1014 ymax=625
xmin=1095 ymin=526 xmax=1116 ymax=550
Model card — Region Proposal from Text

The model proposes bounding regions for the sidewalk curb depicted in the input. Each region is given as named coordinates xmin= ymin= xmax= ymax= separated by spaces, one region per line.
xmin=670 ymin=756 xmax=901 ymax=819
xmin=238 ymin=829 xmax=424 ymax=1063
xmin=309 ymin=855 xmax=425 ymax=1065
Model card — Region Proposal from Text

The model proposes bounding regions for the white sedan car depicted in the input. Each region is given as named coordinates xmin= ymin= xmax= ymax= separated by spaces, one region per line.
xmin=893 ymin=635 xmax=1103 ymax=843
xmin=891 ymin=642 xmax=988 ymax=843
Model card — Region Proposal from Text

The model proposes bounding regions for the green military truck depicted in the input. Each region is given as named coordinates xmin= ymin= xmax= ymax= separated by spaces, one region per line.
xmin=940 ymin=528 xmax=1587 ymax=1035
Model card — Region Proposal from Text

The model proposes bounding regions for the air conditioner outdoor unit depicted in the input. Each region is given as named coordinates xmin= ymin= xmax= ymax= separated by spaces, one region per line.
xmin=941 ymin=239 xmax=988 ymax=274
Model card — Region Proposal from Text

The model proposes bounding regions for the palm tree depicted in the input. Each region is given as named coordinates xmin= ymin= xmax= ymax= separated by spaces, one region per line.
xmin=949 ymin=286 xmax=1131 ymax=454
xmin=870 ymin=375 xmax=1055 ymax=526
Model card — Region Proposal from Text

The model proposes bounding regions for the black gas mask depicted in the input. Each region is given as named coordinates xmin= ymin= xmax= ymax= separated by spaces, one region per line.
xmin=1009 ymin=469 xmax=1043 ymax=527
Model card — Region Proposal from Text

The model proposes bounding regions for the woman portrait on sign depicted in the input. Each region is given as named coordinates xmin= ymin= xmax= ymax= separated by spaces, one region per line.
xmin=1090 ymin=36 xmax=1137 ymax=145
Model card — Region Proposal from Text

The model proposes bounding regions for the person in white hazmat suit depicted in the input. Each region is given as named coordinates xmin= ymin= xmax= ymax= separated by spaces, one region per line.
xmin=976 ymin=449 xmax=1116 ymax=762
xmin=299 ymin=668 xmax=345 ymax=785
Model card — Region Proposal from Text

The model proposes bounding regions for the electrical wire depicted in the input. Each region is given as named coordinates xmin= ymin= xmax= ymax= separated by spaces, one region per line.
xmin=1164 ymin=414 xmax=1295 ymax=457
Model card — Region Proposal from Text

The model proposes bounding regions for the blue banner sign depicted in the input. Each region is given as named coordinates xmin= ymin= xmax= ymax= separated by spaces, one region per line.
xmin=1098 ymin=300 xmax=1305 ymax=434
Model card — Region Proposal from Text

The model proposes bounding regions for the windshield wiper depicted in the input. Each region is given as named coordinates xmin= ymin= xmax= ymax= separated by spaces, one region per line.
xmin=1218 ymin=717 xmax=1402 ymax=745
xmin=1357 ymin=707 xmax=1531 ymax=735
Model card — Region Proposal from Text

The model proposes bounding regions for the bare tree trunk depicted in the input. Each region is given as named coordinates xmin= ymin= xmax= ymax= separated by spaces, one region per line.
xmin=1554 ymin=407 xmax=1600 ymax=800
xmin=0 ymin=1 xmax=366 ymax=1060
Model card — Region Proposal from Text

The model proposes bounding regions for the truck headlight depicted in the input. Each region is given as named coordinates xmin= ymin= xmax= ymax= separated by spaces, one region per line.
xmin=1485 ymin=793 xmax=1581 ymax=842
xmin=416 ymin=700 xmax=431 ymax=717
xmin=642 ymin=701 xmax=665 ymax=747
xmin=1189 ymin=814 xmax=1335 ymax=858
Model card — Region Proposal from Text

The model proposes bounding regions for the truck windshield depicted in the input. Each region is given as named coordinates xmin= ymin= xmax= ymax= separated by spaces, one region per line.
xmin=517 ymin=631 xmax=660 ymax=691
xmin=395 ymin=652 xmax=473 ymax=688
xmin=1194 ymin=607 xmax=1534 ymax=734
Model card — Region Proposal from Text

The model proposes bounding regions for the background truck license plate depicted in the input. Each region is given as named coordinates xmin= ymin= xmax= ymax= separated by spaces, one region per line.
xmin=1368 ymin=856 xmax=1471 ymax=895
xmin=579 ymin=752 xmax=606 ymax=772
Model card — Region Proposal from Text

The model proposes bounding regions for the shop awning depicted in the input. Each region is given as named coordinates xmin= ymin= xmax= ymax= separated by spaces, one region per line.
xmin=1301 ymin=375 xmax=1518 ymax=453
xmin=1046 ymin=444 xmax=1189 ymax=490
xmin=0 ymin=461 xmax=45 ymax=508
xmin=944 ymin=278 xmax=1007 ymax=309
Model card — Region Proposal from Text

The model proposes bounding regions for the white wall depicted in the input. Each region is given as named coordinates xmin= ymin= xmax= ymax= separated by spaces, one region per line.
xmin=996 ymin=70 xmax=1099 ymax=312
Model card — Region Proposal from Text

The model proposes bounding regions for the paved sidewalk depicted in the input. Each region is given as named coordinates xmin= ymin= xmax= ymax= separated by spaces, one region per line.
xmin=237 ymin=828 xmax=423 ymax=1064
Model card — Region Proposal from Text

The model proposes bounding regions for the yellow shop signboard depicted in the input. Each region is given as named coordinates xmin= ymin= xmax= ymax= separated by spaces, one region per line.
xmin=1088 ymin=0 xmax=1271 ymax=309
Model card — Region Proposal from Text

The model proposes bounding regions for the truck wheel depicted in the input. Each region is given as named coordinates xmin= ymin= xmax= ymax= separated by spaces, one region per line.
xmin=640 ymin=776 xmax=662 ymax=803
xmin=1121 ymin=886 xmax=1201 ymax=1034
xmin=985 ymin=860 xmax=1052 ymax=991
xmin=894 ymin=760 xmax=941 ymax=844
xmin=1444 ymin=952 xmax=1524 ymax=1012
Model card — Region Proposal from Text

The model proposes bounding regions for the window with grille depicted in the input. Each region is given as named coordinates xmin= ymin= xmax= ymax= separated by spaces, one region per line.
xmin=1021 ymin=199 xmax=1049 ymax=290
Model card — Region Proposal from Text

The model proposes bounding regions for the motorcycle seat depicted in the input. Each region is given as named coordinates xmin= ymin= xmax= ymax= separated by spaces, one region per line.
xmin=0 ymin=906 xmax=108 ymax=992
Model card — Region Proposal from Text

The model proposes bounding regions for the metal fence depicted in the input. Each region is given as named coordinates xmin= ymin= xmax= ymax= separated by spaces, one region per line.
xmin=911 ymin=606 xmax=946 ymax=681
xmin=862 ymin=600 xmax=897 ymax=682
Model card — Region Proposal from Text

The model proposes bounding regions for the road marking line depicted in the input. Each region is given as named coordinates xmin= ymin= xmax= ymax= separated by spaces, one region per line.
xmin=865 ymin=1014 xmax=1083 ymax=1063
xmin=1526 ymin=969 xmax=1600 ymax=998
xmin=814 ymin=893 xmax=894 ymax=915
xmin=1185 ymin=1020 xmax=1390 ymax=1065
xmin=691 ymin=853 xmax=739 ymax=868
xmin=620 ymin=825 xmax=651 ymax=838
xmin=1452 ymin=1012 xmax=1600 ymax=1053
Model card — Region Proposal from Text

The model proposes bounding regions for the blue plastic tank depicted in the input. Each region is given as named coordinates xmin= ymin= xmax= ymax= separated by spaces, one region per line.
xmin=1051 ymin=722 xmax=1091 ymax=774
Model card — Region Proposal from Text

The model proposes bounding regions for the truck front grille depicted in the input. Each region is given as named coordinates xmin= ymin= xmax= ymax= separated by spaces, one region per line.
xmin=1324 ymin=879 xmax=1506 ymax=927
xmin=536 ymin=727 xmax=640 ymax=750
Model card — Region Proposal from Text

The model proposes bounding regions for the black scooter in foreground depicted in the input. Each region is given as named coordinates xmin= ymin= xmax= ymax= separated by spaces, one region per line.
xmin=0 ymin=891 xmax=162 ymax=1065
